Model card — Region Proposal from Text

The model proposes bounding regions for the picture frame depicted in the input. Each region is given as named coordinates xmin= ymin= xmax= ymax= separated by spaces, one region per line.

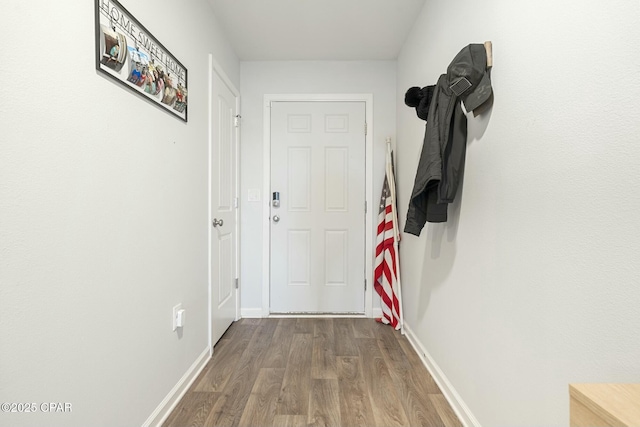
xmin=94 ymin=0 xmax=188 ymax=122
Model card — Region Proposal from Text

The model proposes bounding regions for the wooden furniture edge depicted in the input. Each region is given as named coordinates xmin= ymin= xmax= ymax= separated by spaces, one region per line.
xmin=569 ymin=384 xmax=634 ymax=427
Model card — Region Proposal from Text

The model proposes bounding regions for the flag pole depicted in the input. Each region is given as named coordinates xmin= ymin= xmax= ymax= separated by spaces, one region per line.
xmin=386 ymin=137 xmax=405 ymax=335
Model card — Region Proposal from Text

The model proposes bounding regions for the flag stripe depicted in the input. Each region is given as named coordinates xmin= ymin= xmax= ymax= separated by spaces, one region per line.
xmin=374 ymin=149 xmax=402 ymax=331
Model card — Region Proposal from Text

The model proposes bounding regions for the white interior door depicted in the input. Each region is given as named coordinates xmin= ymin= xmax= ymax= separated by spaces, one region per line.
xmin=270 ymin=101 xmax=366 ymax=313
xmin=210 ymin=63 xmax=238 ymax=346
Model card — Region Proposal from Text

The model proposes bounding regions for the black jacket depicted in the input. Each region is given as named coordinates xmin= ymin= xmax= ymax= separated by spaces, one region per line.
xmin=404 ymin=74 xmax=468 ymax=236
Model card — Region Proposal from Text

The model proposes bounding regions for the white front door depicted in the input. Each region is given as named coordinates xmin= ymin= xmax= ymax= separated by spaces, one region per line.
xmin=210 ymin=61 xmax=238 ymax=346
xmin=269 ymin=101 xmax=366 ymax=313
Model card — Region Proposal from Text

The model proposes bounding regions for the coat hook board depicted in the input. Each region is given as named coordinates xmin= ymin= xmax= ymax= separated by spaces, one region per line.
xmin=484 ymin=41 xmax=493 ymax=68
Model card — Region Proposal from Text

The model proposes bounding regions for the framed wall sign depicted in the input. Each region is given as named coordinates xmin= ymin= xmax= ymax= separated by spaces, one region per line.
xmin=94 ymin=0 xmax=188 ymax=122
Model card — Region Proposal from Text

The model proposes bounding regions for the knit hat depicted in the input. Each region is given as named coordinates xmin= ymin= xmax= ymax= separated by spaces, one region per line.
xmin=404 ymin=85 xmax=435 ymax=121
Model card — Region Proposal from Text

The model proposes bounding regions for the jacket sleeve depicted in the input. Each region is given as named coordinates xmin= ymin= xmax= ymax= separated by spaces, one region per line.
xmin=404 ymin=105 xmax=449 ymax=235
xmin=404 ymin=126 xmax=431 ymax=236
xmin=438 ymin=102 xmax=468 ymax=203
xmin=404 ymin=193 xmax=427 ymax=236
xmin=404 ymin=184 xmax=447 ymax=236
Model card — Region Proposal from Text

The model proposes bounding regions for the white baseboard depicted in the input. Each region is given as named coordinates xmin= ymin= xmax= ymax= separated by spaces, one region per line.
xmin=268 ymin=313 xmax=367 ymax=318
xmin=142 ymin=347 xmax=211 ymax=427
xmin=242 ymin=308 xmax=380 ymax=319
xmin=403 ymin=323 xmax=480 ymax=427
xmin=240 ymin=307 xmax=265 ymax=318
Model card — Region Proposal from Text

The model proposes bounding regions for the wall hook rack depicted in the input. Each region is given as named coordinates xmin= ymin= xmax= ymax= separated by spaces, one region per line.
xmin=484 ymin=41 xmax=493 ymax=68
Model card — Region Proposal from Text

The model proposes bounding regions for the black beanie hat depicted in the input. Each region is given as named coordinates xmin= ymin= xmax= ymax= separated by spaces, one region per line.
xmin=405 ymin=85 xmax=435 ymax=121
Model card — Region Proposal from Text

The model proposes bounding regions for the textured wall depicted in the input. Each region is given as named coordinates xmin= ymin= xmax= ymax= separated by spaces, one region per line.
xmin=0 ymin=1 xmax=238 ymax=426
xmin=396 ymin=0 xmax=640 ymax=425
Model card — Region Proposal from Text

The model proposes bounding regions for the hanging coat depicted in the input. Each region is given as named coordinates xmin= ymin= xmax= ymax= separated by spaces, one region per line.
xmin=404 ymin=74 xmax=468 ymax=236
xmin=404 ymin=43 xmax=492 ymax=236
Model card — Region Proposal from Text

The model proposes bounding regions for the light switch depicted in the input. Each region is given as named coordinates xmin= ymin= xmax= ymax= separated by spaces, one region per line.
xmin=176 ymin=309 xmax=185 ymax=328
xmin=248 ymin=189 xmax=261 ymax=202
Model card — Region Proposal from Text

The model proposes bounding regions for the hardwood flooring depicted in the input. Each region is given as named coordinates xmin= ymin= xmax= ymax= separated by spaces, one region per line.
xmin=163 ymin=318 xmax=462 ymax=427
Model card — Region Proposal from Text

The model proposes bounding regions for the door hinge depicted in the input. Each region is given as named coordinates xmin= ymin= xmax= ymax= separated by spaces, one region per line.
xmin=234 ymin=115 xmax=241 ymax=128
xmin=234 ymin=197 xmax=239 ymax=209
xmin=364 ymin=122 xmax=368 ymax=135
xmin=235 ymin=278 xmax=239 ymax=289
xmin=364 ymin=279 xmax=367 ymax=291
xmin=365 ymin=201 xmax=367 ymax=214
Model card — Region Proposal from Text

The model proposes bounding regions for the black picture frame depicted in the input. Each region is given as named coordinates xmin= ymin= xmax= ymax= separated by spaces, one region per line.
xmin=94 ymin=0 xmax=188 ymax=122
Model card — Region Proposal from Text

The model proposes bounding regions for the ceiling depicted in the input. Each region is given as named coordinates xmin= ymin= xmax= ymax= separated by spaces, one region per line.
xmin=208 ymin=0 xmax=427 ymax=61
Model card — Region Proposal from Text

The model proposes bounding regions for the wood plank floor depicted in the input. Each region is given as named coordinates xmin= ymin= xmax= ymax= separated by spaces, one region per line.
xmin=163 ymin=318 xmax=462 ymax=427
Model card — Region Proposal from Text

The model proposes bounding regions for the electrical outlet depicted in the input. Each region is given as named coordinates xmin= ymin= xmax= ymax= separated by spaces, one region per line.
xmin=172 ymin=303 xmax=182 ymax=331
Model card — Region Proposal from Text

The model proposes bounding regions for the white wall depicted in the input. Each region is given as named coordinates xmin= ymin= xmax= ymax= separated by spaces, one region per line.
xmin=239 ymin=61 xmax=396 ymax=313
xmin=0 ymin=1 xmax=238 ymax=426
xmin=396 ymin=1 xmax=640 ymax=426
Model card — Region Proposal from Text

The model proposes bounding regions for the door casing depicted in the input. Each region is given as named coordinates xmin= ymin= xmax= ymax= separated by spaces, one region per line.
xmin=262 ymin=93 xmax=374 ymax=317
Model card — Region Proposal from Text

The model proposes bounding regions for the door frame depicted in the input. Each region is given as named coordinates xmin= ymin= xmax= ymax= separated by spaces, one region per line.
xmin=208 ymin=54 xmax=240 ymax=355
xmin=262 ymin=94 xmax=374 ymax=317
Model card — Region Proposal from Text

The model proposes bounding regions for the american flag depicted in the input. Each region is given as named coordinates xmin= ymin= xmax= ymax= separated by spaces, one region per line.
xmin=374 ymin=143 xmax=403 ymax=330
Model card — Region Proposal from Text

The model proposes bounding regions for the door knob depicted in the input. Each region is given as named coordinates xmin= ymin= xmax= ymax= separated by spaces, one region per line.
xmin=272 ymin=215 xmax=280 ymax=223
xmin=212 ymin=218 xmax=224 ymax=227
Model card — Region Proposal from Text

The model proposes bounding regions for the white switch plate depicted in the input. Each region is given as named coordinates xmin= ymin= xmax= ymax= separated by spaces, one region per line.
xmin=247 ymin=189 xmax=261 ymax=202
xmin=172 ymin=303 xmax=182 ymax=331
